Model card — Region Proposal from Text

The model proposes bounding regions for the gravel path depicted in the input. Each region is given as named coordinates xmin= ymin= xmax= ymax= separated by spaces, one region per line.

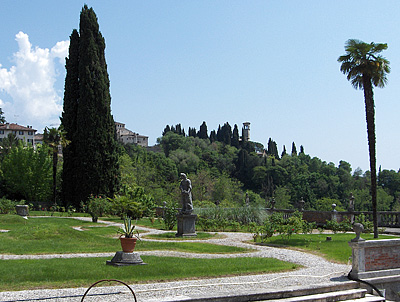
xmin=0 ymin=217 xmax=352 ymax=302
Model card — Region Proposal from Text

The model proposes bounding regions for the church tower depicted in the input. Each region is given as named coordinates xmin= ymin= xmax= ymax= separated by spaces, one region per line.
xmin=242 ymin=122 xmax=250 ymax=142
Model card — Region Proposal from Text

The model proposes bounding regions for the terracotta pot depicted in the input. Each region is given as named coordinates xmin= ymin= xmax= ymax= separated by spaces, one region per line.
xmin=119 ymin=237 xmax=137 ymax=253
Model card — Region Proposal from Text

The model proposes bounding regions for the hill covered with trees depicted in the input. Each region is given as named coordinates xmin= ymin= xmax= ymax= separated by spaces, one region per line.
xmin=121 ymin=121 xmax=400 ymax=213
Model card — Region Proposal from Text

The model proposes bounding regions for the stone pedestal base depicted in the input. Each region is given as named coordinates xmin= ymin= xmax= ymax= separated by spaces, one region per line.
xmin=106 ymin=251 xmax=146 ymax=266
xmin=16 ymin=205 xmax=29 ymax=217
xmin=176 ymin=213 xmax=197 ymax=237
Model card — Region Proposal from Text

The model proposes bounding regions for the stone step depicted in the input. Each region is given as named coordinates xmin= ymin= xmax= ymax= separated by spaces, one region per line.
xmin=345 ymin=294 xmax=386 ymax=301
xmin=259 ymin=288 xmax=367 ymax=302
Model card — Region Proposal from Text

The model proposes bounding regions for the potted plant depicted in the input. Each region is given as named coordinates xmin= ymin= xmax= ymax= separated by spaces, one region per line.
xmin=117 ymin=217 xmax=139 ymax=253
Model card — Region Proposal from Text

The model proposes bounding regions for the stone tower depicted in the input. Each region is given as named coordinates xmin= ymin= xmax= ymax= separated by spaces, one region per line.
xmin=242 ymin=122 xmax=250 ymax=142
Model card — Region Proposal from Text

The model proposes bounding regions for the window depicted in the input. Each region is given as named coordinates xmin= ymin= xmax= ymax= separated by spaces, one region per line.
xmin=28 ymin=131 xmax=33 ymax=135
xmin=12 ymin=131 xmax=17 ymax=135
xmin=19 ymin=131 xmax=24 ymax=135
xmin=0 ymin=130 xmax=4 ymax=134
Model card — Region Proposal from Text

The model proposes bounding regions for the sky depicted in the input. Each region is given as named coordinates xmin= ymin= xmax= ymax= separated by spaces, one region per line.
xmin=0 ymin=1 xmax=400 ymax=173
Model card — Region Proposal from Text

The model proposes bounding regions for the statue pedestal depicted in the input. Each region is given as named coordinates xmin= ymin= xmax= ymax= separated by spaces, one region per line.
xmin=106 ymin=251 xmax=146 ymax=266
xmin=176 ymin=213 xmax=197 ymax=237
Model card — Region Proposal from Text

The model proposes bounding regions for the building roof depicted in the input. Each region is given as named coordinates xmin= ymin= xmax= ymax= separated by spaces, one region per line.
xmin=0 ymin=123 xmax=36 ymax=131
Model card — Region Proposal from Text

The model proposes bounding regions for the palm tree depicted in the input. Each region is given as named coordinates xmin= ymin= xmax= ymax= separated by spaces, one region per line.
xmin=43 ymin=126 xmax=70 ymax=205
xmin=338 ymin=39 xmax=390 ymax=238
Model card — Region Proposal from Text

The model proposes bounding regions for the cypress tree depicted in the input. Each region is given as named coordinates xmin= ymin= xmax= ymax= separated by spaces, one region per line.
xmin=209 ymin=130 xmax=216 ymax=143
xmin=231 ymin=124 xmax=240 ymax=148
xmin=281 ymin=145 xmax=287 ymax=157
xmin=216 ymin=125 xmax=222 ymax=142
xmin=267 ymin=138 xmax=279 ymax=159
xmin=198 ymin=121 xmax=208 ymax=139
xmin=291 ymin=142 xmax=297 ymax=156
xmin=162 ymin=125 xmax=171 ymax=136
xmin=188 ymin=127 xmax=197 ymax=137
xmin=61 ymin=29 xmax=80 ymax=206
xmin=221 ymin=122 xmax=232 ymax=145
xmin=61 ymin=5 xmax=119 ymax=207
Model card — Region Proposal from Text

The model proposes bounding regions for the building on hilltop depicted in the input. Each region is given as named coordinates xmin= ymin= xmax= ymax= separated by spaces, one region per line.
xmin=0 ymin=123 xmax=37 ymax=145
xmin=115 ymin=122 xmax=148 ymax=147
xmin=242 ymin=122 xmax=250 ymax=142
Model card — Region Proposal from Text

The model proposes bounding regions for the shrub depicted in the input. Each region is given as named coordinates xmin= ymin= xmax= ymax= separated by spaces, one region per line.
xmin=355 ymin=213 xmax=374 ymax=233
xmin=0 ymin=197 xmax=17 ymax=214
xmin=111 ymin=195 xmax=144 ymax=220
xmin=325 ymin=219 xmax=341 ymax=234
xmin=87 ymin=195 xmax=111 ymax=222
xmin=162 ymin=201 xmax=178 ymax=230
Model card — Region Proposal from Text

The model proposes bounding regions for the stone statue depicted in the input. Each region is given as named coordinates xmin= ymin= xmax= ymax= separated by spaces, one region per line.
xmin=179 ymin=173 xmax=193 ymax=214
xmin=351 ymin=223 xmax=365 ymax=242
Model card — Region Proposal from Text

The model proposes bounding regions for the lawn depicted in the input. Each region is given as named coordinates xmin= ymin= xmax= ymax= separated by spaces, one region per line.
xmin=0 ymin=256 xmax=299 ymax=291
xmin=257 ymin=232 xmax=399 ymax=263
xmin=0 ymin=215 xmax=249 ymax=254
xmin=143 ymin=231 xmax=219 ymax=240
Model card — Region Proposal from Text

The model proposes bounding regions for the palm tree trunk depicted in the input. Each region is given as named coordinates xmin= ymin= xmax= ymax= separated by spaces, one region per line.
xmin=363 ymin=77 xmax=378 ymax=238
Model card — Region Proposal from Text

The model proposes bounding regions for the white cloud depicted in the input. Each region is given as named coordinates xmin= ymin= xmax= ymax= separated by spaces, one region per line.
xmin=0 ymin=31 xmax=69 ymax=130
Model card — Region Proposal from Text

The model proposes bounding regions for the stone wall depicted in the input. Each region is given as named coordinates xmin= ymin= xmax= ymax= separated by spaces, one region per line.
xmin=364 ymin=240 xmax=400 ymax=272
xmin=349 ymin=238 xmax=400 ymax=300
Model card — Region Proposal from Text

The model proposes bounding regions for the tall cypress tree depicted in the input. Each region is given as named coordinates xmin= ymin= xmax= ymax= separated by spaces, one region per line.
xmin=291 ymin=142 xmax=297 ymax=156
xmin=61 ymin=6 xmax=119 ymax=207
xmin=231 ymin=124 xmax=240 ymax=148
xmin=61 ymin=29 xmax=80 ymax=206
xmin=198 ymin=121 xmax=208 ymax=139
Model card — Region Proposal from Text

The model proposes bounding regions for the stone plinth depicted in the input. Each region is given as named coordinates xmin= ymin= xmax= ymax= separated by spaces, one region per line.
xmin=349 ymin=238 xmax=400 ymax=301
xmin=176 ymin=213 xmax=197 ymax=237
xmin=106 ymin=251 xmax=146 ymax=266
xmin=15 ymin=205 xmax=29 ymax=217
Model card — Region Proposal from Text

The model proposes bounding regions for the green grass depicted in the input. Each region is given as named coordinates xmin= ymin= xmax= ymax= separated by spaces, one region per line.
xmin=144 ymin=231 xmax=218 ymax=240
xmin=0 ymin=215 xmax=249 ymax=254
xmin=0 ymin=256 xmax=299 ymax=291
xmin=28 ymin=210 xmax=90 ymax=217
xmin=258 ymin=233 xmax=399 ymax=263
xmin=100 ymin=216 xmax=176 ymax=230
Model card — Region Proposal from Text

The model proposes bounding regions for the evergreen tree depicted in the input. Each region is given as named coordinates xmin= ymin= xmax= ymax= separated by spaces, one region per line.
xmin=198 ymin=121 xmax=208 ymax=139
xmin=299 ymin=145 xmax=305 ymax=154
xmin=209 ymin=130 xmax=216 ymax=143
xmin=162 ymin=125 xmax=171 ymax=136
xmin=231 ymin=124 xmax=240 ymax=148
xmin=61 ymin=5 xmax=119 ymax=207
xmin=291 ymin=142 xmax=297 ymax=156
xmin=216 ymin=125 xmax=222 ymax=142
xmin=267 ymin=138 xmax=279 ymax=159
xmin=188 ymin=127 xmax=197 ymax=137
xmin=281 ymin=145 xmax=287 ymax=157
xmin=175 ymin=124 xmax=182 ymax=135
xmin=221 ymin=122 xmax=232 ymax=145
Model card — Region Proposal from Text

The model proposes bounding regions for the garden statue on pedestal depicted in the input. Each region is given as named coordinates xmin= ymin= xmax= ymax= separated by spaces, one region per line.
xmin=179 ymin=173 xmax=193 ymax=214
xmin=176 ymin=173 xmax=197 ymax=237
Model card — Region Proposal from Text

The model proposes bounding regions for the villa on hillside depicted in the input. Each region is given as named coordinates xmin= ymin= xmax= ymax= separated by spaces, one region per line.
xmin=0 ymin=123 xmax=36 ymax=145
xmin=115 ymin=122 xmax=148 ymax=147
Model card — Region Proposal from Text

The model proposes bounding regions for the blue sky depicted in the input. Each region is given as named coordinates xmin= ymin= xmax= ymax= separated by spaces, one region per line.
xmin=1 ymin=1 xmax=400 ymax=173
